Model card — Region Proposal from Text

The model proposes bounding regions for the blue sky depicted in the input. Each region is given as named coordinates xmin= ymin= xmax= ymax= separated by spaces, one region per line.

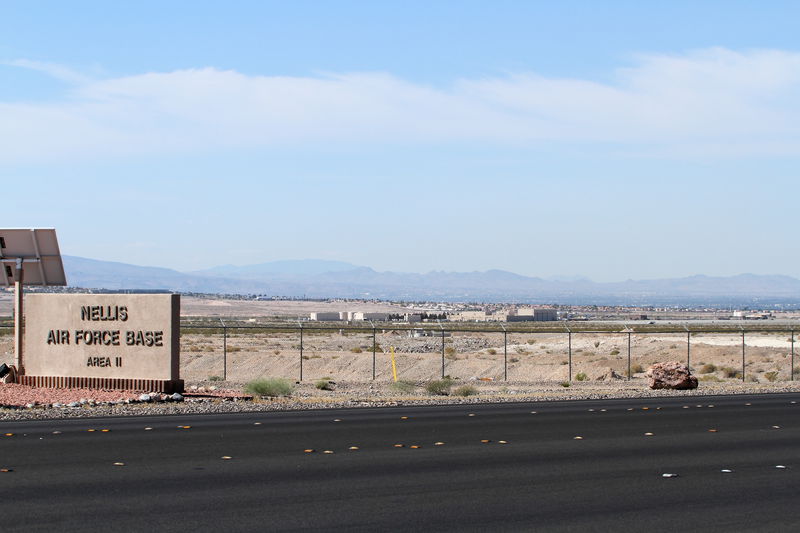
xmin=2 ymin=1 xmax=799 ymax=281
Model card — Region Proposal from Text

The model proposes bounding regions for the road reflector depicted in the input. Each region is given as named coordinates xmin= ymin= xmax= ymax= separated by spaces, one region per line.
xmin=468 ymin=413 xmax=476 ymax=417
xmin=627 ymin=408 xmax=634 ymax=411
xmin=530 ymin=411 xmax=537 ymax=414
xmin=180 ymin=426 xmax=191 ymax=429
xmin=221 ymin=456 xmax=232 ymax=460
xmin=775 ymin=465 xmax=787 ymax=469
xmin=745 ymin=403 xmax=752 ymax=406
xmin=144 ymin=427 xmax=152 ymax=431
xmin=434 ymin=442 xmax=445 ymax=446
xmin=708 ymin=429 xmax=718 ymax=433
xmin=4 ymin=433 xmax=13 ymax=437
xmin=52 ymin=431 xmax=61 ymax=435
xmin=573 ymin=436 xmax=583 ymax=440
xmin=662 ymin=473 xmax=678 ymax=478
xmin=254 ymin=422 xmax=262 ymax=425
xmin=772 ymin=425 xmax=781 ymax=429
xmin=303 ymin=449 xmax=315 ymax=453
xmin=393 ymin=444 xmax=404 ymax=448
xmin=333 ymin=419 xmax=342 ymax=422
xmin=348 ymin=446 xmax=359 ymax=451
xmin=101 ymin=429 xmax=110 ymax=433
xmin=113 ymin=462 xmax=125 ymax=466
xmin=87 ymin=429 xmax=96 ymax=433
xmin=480 ymin=439 xmax=491 ymax=443
xmin=498 ymin=440 xmax=508 ymax=444
xmin=642 ymin=407 xmax=649 ymax=411
xmin=323 ymin=450 xmax=334 ymax=454
xmin=410 ymin=445 xmax=421 ymax=449
xmin=0 ymin=468 xmax=12 ymax=473
xmin=721 ymin=469 xmax=733 ymax=473
xmin=400 ymin=416 xmax=408 ymax=420
xmin=644 ymin=432 xmax=654 ymax=436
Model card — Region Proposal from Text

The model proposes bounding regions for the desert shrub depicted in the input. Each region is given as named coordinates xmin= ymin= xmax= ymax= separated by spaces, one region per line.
xmin=721 ymin=367 xmax=739 ymax=378
xmin=273 ymin=350 xmax=281 ymax=355
xmin=610 ymin=349 xmax=620 ymax=356
xmin=527 ymin=339 xmax=536 ymax=345
xmin=509 ymin=357 xmax=519 ymax=363
xmin=764 ymin=371 xmax=779 ymax=382
xmin=631 ymin=363 xmax=644 ymax=374
xmin=390 ymin=380 xmax=416 ymax=394
xmin=208 ymin=375 xmax=223 ymax=382
xmin=575 ymin=372 xmax=589 ymax=381
xmin=454 ymin=384 xmax=478 ymax=397
xmin=425 ymin=378 xmax=454 ymax=396
xmin=245 ymin=378 xmax=293 ymax=397
xmin=700 ymin=375 xmax=721 ymax=382
xmin=514 ymin=347 xmax=529 ymax=355
xmin=227 ymin=346 xmax=242 ymax=352
xmin=594 ymin=341 xmax=601 ymax=348
xmin=560 ymin=381 xmax=571 ymax=387
xmin=315 ymin=379 xmax=334 ymax=390
xmin=350 ymin=346 xmax=363 ymax=353
xmin=699 ymin=363 xmax=717 ymax=374
xmin=669 ymin=344 xmax=677 ymax=349
xmin=561 ymin=360 xmax=568 ymax=365
xmin=487 ymin=348 xmax=497 ymax=355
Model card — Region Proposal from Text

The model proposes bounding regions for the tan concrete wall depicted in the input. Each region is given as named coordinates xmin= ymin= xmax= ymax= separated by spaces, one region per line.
xmin=23 ymin=294 xmax=180 ymax=381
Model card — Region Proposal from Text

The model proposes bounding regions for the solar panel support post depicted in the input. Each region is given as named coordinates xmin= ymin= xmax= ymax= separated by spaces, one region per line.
xmin=13 ymin=258 xmax=23 ymax=374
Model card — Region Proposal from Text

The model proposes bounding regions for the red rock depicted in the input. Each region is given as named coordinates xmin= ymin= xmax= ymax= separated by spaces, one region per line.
xmin=646 ymin=362 xmax=698 ymax=390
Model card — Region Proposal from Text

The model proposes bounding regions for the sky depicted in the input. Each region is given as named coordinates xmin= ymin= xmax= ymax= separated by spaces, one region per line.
xmin=2 ymin=1 xmax=800 ymax=282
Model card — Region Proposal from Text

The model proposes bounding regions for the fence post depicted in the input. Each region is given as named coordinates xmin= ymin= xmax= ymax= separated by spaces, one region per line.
xmin=792 ymin=330 xmax=795 ymax=382
xmin=686 ymin=330 xmax=691 ymax=370
xmin=219 ymin=318 xmax=227 ymax=381
xmin=741 ymin=329 xmax=746 ymax=382
xmin=299 ymin=324 xmax=304 ymax=382
xmin=372 ymin=324 xmax=377 ymax=381
xmin=504 ymin=331 xmax=508 ymax=381
xmin=566 ymin=326 xmax=572 ymax=382
xmin=441 ymin=328 xmax=445 ymax=379
xmin=627 ymin=332 xmax=631 ymax=381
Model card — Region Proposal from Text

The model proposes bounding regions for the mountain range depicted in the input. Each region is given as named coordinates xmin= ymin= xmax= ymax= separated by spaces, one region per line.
xmin=59 ymin=256 xmax=800 ymax=306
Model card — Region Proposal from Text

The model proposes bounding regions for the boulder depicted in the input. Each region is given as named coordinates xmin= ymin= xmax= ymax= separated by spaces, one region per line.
xmin=646 ymin=362 xmax=698 ymax=390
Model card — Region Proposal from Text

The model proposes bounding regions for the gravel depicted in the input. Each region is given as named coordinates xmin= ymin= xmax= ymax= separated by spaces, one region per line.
xmin=2 ymin=379 xmax=800 ymax=421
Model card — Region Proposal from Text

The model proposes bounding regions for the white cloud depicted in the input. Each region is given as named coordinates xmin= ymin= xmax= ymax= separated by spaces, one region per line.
xmin=2 ymin=47 xmax=800 ymax=162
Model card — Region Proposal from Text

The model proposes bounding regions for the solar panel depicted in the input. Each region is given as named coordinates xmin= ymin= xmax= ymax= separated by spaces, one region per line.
xmin=0 ymin=228 xmax=67 ymax=287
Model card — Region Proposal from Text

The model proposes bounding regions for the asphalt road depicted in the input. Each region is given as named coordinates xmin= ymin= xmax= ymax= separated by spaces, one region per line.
xmin=1 ymin=394 xmax=799 ymax=532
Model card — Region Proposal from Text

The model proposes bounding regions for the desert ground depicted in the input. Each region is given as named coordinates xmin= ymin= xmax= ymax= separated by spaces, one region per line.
xmin=6 ymin=328 xmax=787 ymax=385
xmin=2 ymin=293 xmax=797 ymax=385
xmin=167 ymin=330 xmax=797 ymax=384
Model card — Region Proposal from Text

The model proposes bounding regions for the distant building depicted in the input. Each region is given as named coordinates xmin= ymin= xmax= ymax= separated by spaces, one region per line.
xmin=309 ymin=312 xmax=341 ymax=321
xmin=507 ymin=308 xmax=558 ymax=322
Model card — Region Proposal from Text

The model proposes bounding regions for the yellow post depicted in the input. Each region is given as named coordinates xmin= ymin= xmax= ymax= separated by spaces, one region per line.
xmin=390 ymin=345 xmax=398 ymax=382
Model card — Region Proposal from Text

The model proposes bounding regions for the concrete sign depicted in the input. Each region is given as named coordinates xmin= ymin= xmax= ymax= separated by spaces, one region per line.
xmin=21 ymin=294 xmax=183 ymax=393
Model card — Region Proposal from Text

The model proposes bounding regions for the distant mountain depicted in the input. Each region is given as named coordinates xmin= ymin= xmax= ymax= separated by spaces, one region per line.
xmin=61 ymin=256 xmax=800 ymax=306
xmin=194 ymin=259 xmax=360 ymax=279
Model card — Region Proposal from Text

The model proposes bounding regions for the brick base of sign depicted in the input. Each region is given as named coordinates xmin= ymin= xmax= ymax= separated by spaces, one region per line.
xmin=19 ymin=375 xmax=184 ymax=393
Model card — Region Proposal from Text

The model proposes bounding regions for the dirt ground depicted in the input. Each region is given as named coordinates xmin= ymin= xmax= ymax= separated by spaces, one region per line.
xmin=1 ymin=327 xmax=797 ymax=384
xmin=169 ymin=330 xmax=798 ymax=384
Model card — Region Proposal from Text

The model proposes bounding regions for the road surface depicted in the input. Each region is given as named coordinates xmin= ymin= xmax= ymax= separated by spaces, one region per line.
xmin=1 ymin=394 xmax=799 ymax=531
